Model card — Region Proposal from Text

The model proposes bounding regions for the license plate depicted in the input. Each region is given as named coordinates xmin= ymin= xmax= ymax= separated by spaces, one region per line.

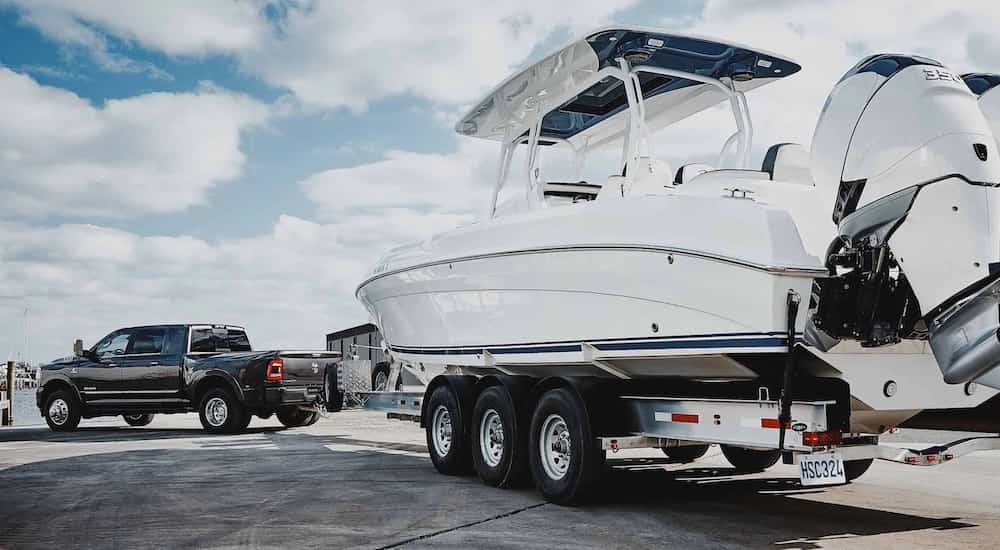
xmin=798 ymin=451 xmax=846 ymax=486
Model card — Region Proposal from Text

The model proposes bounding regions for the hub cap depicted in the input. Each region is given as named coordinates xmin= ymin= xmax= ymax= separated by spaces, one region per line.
xmin=431 ymin=405 xmax=453 ymax=457
xmin=540 ymin=414 xmax=571 ymax=480
xmin=205 ymin=397 xmax=229 ymax=427
xmin=48 ymin=398 xmax=69 ymax=426
xmin=479 ymin=409 xmax=504 ymax=468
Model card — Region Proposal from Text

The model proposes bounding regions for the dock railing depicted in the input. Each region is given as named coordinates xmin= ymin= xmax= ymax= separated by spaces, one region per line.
xmin=1 ymin=360 xmax=13 ymax=426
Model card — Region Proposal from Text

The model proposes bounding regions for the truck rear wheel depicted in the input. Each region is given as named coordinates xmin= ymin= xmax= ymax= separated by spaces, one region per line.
xmin=276 ymin=406 xmax=316 ymax=428
xmin=425 ymin=385 xmax=471 ymax=475
xmin=198 ymin=387 xmax=247 ymax=434
xmin=123 ymin=413 xmax=154 ymax=427
xmin=44 ymin=390 xmax=81 ymax=432
xmin=662 ymin=444 xmax=710 ymax=463
xmin=529 ymin=388 xmax=605 ymax=505
xmin=721 ymin=445 xmax=781 ymax=472
xmin=471 ymin=386 xmax=527 ymax=488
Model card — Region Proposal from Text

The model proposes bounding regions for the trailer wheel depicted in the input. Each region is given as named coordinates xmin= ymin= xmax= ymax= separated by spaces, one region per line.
xmin=471 ymin=386 xmax=527 ymax=488
xmin=529 ymin=388 xmax=605 ymax=505
xmin=661 ymin=444 xmax=710 ymax=463
xmin=425 ymin=385 xmax=471 ymax=475
xmin=123 ymin=413 xmax=154 ymax=427
xmin=845 ymin=458 xmax=873 ymax=482
xmin=371 ymin=362 xmax=391 ymax=391
xmin=721 ymin=445 xmax=781 ymax=472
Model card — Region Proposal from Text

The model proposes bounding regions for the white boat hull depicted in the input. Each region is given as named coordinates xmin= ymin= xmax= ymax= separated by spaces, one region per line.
xmin=358 ymin=195 xmax=820 ymax=377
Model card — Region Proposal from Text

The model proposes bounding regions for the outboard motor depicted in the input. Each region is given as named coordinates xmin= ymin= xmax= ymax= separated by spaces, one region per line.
xmin=964 ymin=73 xmax=1000 ymax=146
xmin=808 ymin=55 xmax=1000 ymax=389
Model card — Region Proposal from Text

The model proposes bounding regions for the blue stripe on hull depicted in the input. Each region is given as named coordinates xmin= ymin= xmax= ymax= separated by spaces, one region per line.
xmin=389 ymin=332 xmax=801 ymax=356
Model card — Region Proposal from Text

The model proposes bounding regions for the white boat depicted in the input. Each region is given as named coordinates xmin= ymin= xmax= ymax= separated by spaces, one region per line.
xmin=357 ymin=27 xmax=1000 ymax=433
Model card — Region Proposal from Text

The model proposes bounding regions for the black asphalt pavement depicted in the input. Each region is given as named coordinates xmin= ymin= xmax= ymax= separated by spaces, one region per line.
xmin=1 ymin=411 xmax=997 ymax=549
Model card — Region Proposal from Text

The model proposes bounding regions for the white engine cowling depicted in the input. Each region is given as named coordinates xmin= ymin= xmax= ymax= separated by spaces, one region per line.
xmin=808 ymin=55 xmax=1000 ymax=389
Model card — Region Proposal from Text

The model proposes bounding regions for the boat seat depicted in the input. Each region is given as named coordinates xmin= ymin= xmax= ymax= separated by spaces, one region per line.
xmin=543 ymin=181 xmax=601 ymax=202
xmin=761 ymin=143 xmax=814 ymax=185
xmin=626 ymin=156 xmax=675 ymax=196
xmin=673 ymin=163 xmax=713 ymax=185
xmin=597 ymin=175 xmax=626 ymax=200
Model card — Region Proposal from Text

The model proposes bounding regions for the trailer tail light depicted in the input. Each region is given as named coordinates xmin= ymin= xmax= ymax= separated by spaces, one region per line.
xmin=266 ymin=359 xmax=284 ymax=382
xmin=802 ymin=430 xmax=842 ymax=447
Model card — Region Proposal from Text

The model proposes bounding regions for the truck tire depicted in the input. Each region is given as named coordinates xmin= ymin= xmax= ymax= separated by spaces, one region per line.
xmin=123 ymin=413 xmax=154 ymax=427
xmin=529 ymin=388 xmax=605 ymax=505
xmin=198 ymin=387 xmax=247 ymax=434
xmin=44 ymin=389 xmax=81 ymax=432
xmin=721 ymin=445 xmax=781 ymax=472
xmin=302 ymin=410 xmax=320 ymax=426
xmin=277 ymin=406 xmax=306 ymax=427
xmin=845 ymin=458 xmax=874 ymax=482
xmin=371 ymin=362 xmax=391 ymax=391
xmin=662 ymin=444 xmax=710 ymax=463
xmin=471 ymin=386 xmax=527 ymax=488
xmin=425 ymin=385 xmax=471 ymax=475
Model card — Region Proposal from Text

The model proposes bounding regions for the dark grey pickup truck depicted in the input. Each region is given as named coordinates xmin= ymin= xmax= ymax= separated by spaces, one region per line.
xmin=36 ymin=324 xmax=342 ymax=433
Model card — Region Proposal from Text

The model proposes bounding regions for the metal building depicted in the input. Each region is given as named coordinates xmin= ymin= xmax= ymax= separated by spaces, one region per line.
xmin=326 ymin=323 xmax=385 ymax=366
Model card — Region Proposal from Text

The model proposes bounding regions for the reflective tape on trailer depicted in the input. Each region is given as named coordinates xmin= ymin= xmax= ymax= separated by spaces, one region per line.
xmin=654 ymin=412 xmax=700 ymax=424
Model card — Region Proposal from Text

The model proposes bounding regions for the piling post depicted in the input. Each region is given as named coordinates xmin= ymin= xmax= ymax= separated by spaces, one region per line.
xmin=4 ymin=360 xmax=13 ymax=426
xmin=0 ymin=361 xmax=16 ymax=426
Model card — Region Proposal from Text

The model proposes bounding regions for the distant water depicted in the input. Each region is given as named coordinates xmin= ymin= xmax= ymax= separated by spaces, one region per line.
xmin=6 ymin=388 xmax=43 ymax=426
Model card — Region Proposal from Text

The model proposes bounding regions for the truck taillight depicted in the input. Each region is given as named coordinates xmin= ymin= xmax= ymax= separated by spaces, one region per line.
xmin=803 ymin=431 xmax=842 ymax=447
xmin=266 ymin=359 xmax=284 ymax=382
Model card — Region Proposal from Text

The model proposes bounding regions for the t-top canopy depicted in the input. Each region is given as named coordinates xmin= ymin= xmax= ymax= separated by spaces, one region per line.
xmin=456 ymin=27 xmax=801 ymax=144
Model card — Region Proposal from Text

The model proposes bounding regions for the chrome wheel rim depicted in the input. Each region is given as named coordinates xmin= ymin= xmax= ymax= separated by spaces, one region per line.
xmin=540 ymin=414 xmax=571 ymax=481
xmin=48 ymin=398 xmax=69 ymax=426
xmin=205 ymin=397 xmax=228 ymax=427
xmin=479 ymin=409 xmax=504 ymax=468
xmin=374 ymin=371 xmax=388 ymax=392
xmin=431 ymin=405 xmax=453 ymax=457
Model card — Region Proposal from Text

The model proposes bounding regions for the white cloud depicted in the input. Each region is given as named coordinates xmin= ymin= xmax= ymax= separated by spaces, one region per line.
xmin=4 ymin=0 xmax=267 ymax=56
xmin=0 ymin=216 xmax=372 ymax=362
xmin=242 ymin=0 xmax=638 ymax=111
xmin=4 ymin=0 xmax=638 ymax=110
xmin=0 ymin=68 xmax=269 ymax=217
xmin=665 ymin=0 xmax=1000 ymax=166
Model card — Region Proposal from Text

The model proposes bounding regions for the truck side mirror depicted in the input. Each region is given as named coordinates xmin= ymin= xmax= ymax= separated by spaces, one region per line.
xmin=73 ymin=339 xmax=84 ymax=357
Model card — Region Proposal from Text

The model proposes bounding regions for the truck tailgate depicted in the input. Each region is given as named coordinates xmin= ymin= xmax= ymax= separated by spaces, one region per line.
xmin=278 ymin=352 xmax=339 ymax=386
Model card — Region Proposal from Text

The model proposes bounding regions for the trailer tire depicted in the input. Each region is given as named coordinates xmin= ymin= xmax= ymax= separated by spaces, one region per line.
xmin=661 ymin=444 xmax=710 ymax=463
xmin=426 ymin=385 xmax=471 ymax=475
xmin=123 ymin=413 xmax=154 ymax=427
xmin=845 ymin=458 xmax=873 ymax=482
xmin=471 ymin=386 xmax=527 ymax=488
xmin=529 ymin=388 xmax=605 ymax=505
xmin=721 ymin=445 xmax=781 ymax=472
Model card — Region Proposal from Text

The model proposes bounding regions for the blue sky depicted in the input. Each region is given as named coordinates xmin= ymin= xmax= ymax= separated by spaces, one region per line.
xmin=1 ymin=0 xmax=997 ymax=362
